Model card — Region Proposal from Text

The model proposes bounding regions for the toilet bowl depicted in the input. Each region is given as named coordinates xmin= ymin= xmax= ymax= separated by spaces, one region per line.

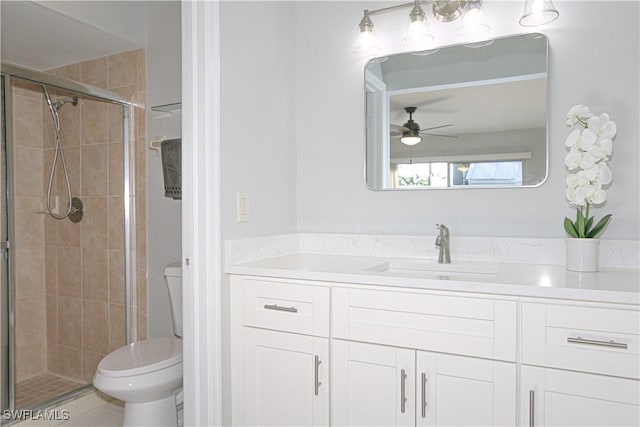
xmin=94 ymin=263 xmax=183 ymax=427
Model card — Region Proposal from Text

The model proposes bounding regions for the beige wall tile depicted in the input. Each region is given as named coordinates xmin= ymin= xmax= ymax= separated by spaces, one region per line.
xmin=16 ymin=331 xmax=46 ymax=382
xmin=108 ymin=197 xmax=124 ymax=249
xmin=57 ymin=345 xmax=82 ymax=380
xmin=14 ymin=197 xmax=44 ymax=248
xmin=80 ymin=57 xmax=108 ymax=88
xmin=109 ymin=304 xmax=125 ymax=352
xmin=58 ymin=296 xmax=81 ymax=348
xmin=55 ymin=64 xmax=80 ymax=81
xmin=82 ymin=299 xmax=109 ymax=354
xmin=45 ymin=245 xmax=57 ymax=295
xmin=81 ymin=144 xmax=108 ymax=196
xmin=108 ymin=143 xmax=124 ymax=196
xmin=58 ymin=101 xmax=81 ymax=147
xmin=16 ymin=295 xmax=46 ymax=344
xmin=108 ymin=250 xmax=125 ymax=305
xmin=81 ymin=100 xmax=109 ymax=144
xmin=108 ymin=104 xmax=125 ymax=143
xmin=47 ymin=344 xmax=58 ymax=374
xmin=137 ymin=314 xmax=147 ymax=341
xmin=136 ymin=49 xmax=146 ymax=93
xmin=81 ymin=197 xmax=108 ymax=249
xmin=44 ymin=215 xmax=57 ymax=245
xmin=13 ymin=95 xmax=43 ymax=148
xmin=135 ymin=104 xmax=146 ymax=142
xmin=15 ymin=246 xmax=44 ymax=299
xmin=57 ymin=246 xmax=81 ymax=297
xmin=82 ymin=350 xmax=104 ymax=383
xmin=46 ymin=294 xmax=58 ymax=344
xmin=108 ymin=51 xmax=138 ymax=88
xmin=82 ymin=249 xmax=108 ymax=301
xmin=14 ymin=147 xmax=44 ymax=197
xmin=137 ymin=269 xmax=147 ymax=315
xmin=57 ymin=216 xmax=81 ymax=248
xmin=12 ymin=78 xmax=42 ymax=100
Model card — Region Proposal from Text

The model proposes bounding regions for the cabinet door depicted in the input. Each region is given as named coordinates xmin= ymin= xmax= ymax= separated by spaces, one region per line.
xmin=521 ymin=366 xmax=640 ymax=426
xmin=416 ymin=351 xmax=516 ymax=426
xmin=332 ymin=340 xmax=415 ymax=426
xmin=243 ymin=328 xmax=329 ymax=426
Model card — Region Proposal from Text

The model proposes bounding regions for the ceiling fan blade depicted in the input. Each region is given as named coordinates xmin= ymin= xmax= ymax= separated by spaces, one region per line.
xmin=421 ymin=133 xmax=458 ymax=138
xmin=420 ymin=123 xmax=454 ymax=132
xmin=390 ymin=124 xmax=409 ymax=132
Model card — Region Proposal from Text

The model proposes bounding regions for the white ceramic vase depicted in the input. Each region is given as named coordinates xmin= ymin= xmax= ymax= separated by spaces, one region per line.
xmin=565 ymin=238 xmax=600 ymax=272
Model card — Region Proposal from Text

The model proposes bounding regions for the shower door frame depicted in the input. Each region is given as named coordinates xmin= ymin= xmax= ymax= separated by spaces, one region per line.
xmin=0 ymin=63 xmax=136 ymax=411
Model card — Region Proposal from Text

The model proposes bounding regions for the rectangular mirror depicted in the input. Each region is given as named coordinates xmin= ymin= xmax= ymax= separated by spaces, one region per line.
xmin=365 ymin=33 xmax=548 ymax=190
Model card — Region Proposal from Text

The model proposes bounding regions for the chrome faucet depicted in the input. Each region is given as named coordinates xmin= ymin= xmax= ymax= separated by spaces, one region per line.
xmin=435 ymin=224 xmax=451 ymax=264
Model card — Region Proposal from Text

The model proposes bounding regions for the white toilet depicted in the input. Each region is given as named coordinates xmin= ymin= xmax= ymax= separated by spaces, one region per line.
xmin=94 ymin=263 xmax=183 ymax=426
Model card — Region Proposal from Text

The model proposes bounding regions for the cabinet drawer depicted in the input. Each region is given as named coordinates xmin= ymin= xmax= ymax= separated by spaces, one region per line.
xmin=333 ymin=287 xmax=517 ymax=361
xmin=522 ymin=302 xmax=640 ymax=379
xmin=243 ymin=277 xmax=330 ymax=337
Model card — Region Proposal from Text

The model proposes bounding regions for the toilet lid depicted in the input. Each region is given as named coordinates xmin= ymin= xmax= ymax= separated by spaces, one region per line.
xmin=98 ymin=337 xmax=183 ymax=377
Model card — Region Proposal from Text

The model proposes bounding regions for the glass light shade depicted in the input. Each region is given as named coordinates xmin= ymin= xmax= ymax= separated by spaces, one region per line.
xmin=457 ymin=2 xmax=491 ymax=37
xmin=519 ymin=0 xmax=559 ymax=27
xmin=402 ymin=17 xmax=434 ymax=50
xmin=352 ymin=28 xmax=380 ymax=54
xmin=400 ymin=135 xmax=422 ymax=145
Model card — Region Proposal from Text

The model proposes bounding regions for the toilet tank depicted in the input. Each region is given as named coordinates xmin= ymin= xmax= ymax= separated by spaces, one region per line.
xmin=164 ymin=262 xmax=183 ymax=337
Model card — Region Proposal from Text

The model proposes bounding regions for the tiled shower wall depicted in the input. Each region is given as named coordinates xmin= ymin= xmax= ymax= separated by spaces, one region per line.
xmin=11 ymin=49 xmax=147 ymax=384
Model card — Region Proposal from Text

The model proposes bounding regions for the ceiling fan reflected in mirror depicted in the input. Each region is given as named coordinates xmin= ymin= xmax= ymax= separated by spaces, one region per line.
xmin=391 ymin=106 xmax=457 ymax=145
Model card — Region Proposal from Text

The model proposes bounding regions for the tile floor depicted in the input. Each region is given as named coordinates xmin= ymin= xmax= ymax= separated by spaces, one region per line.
xmin=58 ymin=404 xmax=123 ymax=427
xmin=15 ymin=374 xmax=85 ymax=409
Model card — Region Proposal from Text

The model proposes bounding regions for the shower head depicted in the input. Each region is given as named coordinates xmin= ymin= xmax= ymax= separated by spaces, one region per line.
xmin=52 ymin=96 xmax=78 ymax=111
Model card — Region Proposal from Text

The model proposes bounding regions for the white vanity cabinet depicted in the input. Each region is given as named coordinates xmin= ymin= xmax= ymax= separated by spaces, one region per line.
xmin=331 ymin=340 xmax=516 ymax=427
xmin=231 ymin=276 xmax=331 ymax=426
xmin=520 ymin=301 xmax=640 ymax=426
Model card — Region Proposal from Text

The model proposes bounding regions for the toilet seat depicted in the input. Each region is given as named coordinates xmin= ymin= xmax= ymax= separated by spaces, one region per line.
xmin=98 ymin=336 xmax=182 ymax=378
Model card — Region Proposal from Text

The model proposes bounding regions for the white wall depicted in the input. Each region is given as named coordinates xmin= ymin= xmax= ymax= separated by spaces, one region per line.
xmin=145 ymin=1 xmax=182 ymax=338
xmin=296 ymin=1 xmax=640 ymax=239
xmin=219 ymin=2 xmax=298 ymax=424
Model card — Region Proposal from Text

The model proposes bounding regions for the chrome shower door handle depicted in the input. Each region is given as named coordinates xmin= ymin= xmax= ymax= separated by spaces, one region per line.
xmin=400 ymin=369 xmax=407 ymax=414
xmin=314 ymin=355 xmax=322 ymax=396
xmin=529 ymin=389 xmax=535 ymax=427
xmin=421 ymin=372 xmax=428 ymax=418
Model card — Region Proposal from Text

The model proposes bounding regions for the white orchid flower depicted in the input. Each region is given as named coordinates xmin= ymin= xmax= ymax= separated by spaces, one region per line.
xmin=578 ymin=152 xmax=598 ymax=170
xmin=579 ymin=167 xmax=597 ymax=183
xmin=566 ymin=186 xmax=587 ymax=207
xmin=564 ymin=149 xmax=582 ymax=170
xmin=564 ymin=128 xmax=582 ymax=148
xmin=566 ymin=173 xmax=579 ymax=189
xmin=579 ymin=128 xmax=597 ymax=151
xmin=588 ymin=188 xmax=607 ymax=205
xmin=595 ymin=163 xmax=612 ymax=185
xmin=589 ymin=138 xmax=613 ymax=160
xmin=587 ymin=113 xmax=617 ymax=139
xmin=566 ymin=104 xmax=592 ymax=127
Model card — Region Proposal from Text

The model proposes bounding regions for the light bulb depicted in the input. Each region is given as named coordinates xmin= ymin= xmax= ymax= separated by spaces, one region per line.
xmin=458 ymin=1 xmax=491 ymax=38
xmin=400 ymin=136 xmax=422 ymax=146
xmin=402 ymin=3 xmax=434 ymax=50
xmin=352 ymin=11 xmax=381 ymax=54
xmin=519 ymin=0 xmax=559 ymax=27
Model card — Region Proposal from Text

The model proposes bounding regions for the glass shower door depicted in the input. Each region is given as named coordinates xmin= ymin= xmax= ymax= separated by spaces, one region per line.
xmin=0 ymin=73 xmax=10 ymax=412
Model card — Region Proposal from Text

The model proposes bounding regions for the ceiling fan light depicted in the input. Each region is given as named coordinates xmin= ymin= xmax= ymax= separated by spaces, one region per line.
xmin=400 ymin=135 xmax=422 ymax=145
xmin=519 ymin=0 xmax=559 ymax=27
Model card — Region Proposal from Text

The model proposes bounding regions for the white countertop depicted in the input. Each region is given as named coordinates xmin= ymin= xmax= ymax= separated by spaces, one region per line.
xmin=226 ymin=254 xmax=640 ymax=305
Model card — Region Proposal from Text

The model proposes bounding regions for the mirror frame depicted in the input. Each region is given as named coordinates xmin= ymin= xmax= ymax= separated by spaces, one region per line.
xmin=364 ymin=32 xmax=550 ymax=191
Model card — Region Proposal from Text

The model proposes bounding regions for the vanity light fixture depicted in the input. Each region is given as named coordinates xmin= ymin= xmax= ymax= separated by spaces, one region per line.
xmin=519 ymin=0 xmax=559 ymax=27
xmin=352 ymin=0 xmax=558 ymax=54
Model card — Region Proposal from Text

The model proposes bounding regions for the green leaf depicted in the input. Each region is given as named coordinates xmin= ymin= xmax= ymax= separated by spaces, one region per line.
xmin=564 ymin=217 xmax=579 ymax=238
xmin=586 ymin=214 xmax=613 ymax=238
xmin=584 ymin=216 xmax=594 ymax=236
xmin=576 ymin=209 xmax=586 ymax=238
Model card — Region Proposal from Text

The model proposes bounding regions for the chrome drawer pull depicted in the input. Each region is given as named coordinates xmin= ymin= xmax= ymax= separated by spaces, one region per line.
xmin=421 ymin=373 xmax=428 ymax=418
xmin=567 ymin=336 xmax=628 ymax=349
xmin=314 ymin=355 xmax=322 ymax=396
xmin=400 ymin=369 xmax=407 ymax=414
xmin=263 ymin=304 xmax=298 ymax=313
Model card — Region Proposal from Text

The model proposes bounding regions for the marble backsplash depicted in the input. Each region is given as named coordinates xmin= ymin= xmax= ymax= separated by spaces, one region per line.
xmin=225 ymin=233 xmax=640 ymax=269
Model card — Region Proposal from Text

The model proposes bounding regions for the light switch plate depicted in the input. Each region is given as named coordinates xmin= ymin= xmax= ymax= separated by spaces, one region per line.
xmin=237 ymin=192 xmax=250 ymax=222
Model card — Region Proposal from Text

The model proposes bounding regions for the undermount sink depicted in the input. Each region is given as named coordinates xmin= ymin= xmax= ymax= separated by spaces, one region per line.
xmin=368 ymin=260 xmax=500 ymax=278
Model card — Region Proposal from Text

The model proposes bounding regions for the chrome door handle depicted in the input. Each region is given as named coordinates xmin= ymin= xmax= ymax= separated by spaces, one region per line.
xmin=421 ymin=372 xmax=428 ymax=418
xmin=529 ymin=390 xmax=534 ymax=427
xmin=263 ymin=304 xmax=298 ymax=313
xmin=314 ymin=355 xmax=322 ymax=396
xmin=400 ymin=369 xmax=407 ymax=414
xmin=567 ymin=336 xmax=627 ymax=349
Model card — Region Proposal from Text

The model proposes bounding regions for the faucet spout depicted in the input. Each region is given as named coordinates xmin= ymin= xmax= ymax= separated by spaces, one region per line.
xmin=435 ymin=223 xmax=451 ymax=264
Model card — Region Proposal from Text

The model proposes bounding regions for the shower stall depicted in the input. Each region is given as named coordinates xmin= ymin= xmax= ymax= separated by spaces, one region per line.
xmin=0 ymin=57 xmax=144 ymax=411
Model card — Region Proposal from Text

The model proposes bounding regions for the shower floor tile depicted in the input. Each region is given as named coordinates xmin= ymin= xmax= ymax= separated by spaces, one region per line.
xmin=15 ymin=373 xmax=85 ymax=409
